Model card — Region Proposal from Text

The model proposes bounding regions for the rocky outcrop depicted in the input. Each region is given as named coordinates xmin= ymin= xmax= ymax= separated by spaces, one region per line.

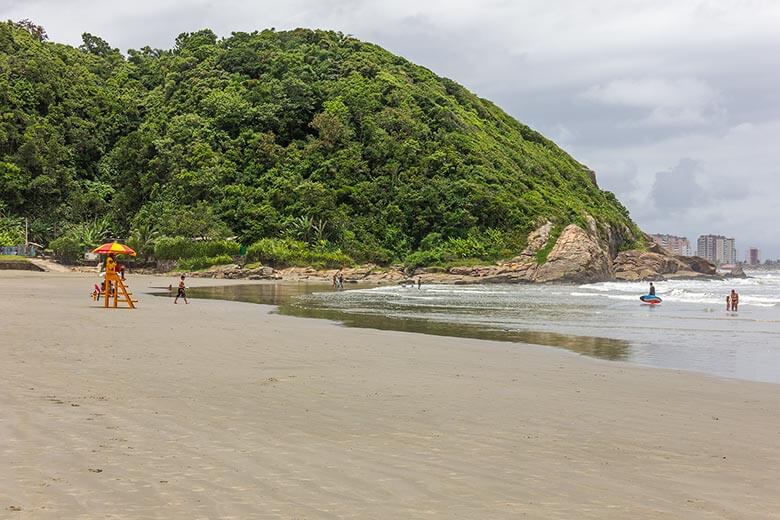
xmin=490 ymin=221 xmax=715 ymax=284
xmin=466 ymin=220 xmax=616 ymax=284
xmin=726 ymin=266 xmax=747 ymax=278
xmin=532 ymin=224 xmax=614 ymax=283
xmin=188 ymin=264 xmax=280 ymax=279
xmin=519 ymin=221 xmax=553 ymax=258
xmin=613 ymin=250 xmax=679 ymax=281
xmin=681 ymin=255 xmax=717 ymax=276
xmin=613 ymin=248 xmax=717 ymax=281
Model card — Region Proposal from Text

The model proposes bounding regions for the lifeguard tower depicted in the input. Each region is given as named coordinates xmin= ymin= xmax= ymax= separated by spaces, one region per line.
xmin=92 ymin=242 xmax=137 ymax=309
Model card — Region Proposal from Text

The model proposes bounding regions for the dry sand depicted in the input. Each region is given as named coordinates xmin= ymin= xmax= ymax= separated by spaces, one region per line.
xmin=1 ymin=271 xmax=779 ymax=519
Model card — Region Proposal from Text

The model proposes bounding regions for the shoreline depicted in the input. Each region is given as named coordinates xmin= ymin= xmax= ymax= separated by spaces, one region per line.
xmin=49 ymin=257 xmax=727 ymax=285
xmin=14 ymin=269 xmax=773 ymax=383
xmin=2 ymin=271 xmax=780 ymax=518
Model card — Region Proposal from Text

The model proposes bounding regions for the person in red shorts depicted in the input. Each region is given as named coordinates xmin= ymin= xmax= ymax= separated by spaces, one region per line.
xmin=174 ymin=275 xmax=189 ymax=304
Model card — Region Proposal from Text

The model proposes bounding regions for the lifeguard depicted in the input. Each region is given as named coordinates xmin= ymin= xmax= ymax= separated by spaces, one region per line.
xmin=91 ymin=242 xmax=138 ymax=309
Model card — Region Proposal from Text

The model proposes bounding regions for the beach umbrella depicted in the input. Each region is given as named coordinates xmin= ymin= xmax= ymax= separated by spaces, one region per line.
xmin=92 ymin=241 xmax=137 ymax=256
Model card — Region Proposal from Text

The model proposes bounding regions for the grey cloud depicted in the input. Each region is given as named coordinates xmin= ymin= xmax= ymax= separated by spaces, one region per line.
xmin=651 ymin=159 xmax=705 ymax=214
xmin=651 ymin=158 xmax=751 ymax=215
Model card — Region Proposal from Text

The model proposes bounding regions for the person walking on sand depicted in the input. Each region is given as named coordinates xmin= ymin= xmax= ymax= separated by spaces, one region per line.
xmin=174 ymin=275 xmax=188 ymax=304
xmin=730 ymin=289 xmax=739 ymax=311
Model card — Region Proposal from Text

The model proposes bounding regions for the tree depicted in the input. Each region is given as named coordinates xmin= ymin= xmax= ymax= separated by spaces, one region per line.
xmin=14 ymin=19 xmax=47 ymax=41
xmin=0 ymin=23 xmax=643 ymax=267
xmin=79 ymin=33 xmax=119 ymax=58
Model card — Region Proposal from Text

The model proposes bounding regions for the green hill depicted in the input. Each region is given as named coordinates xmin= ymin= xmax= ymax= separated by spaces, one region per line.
xmin=0 ymin=21 xmax=641 ymax=266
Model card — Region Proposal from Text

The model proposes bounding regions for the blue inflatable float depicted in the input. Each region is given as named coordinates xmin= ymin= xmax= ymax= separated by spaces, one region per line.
xmin=640 ymin=294 xmax=662 ymax=305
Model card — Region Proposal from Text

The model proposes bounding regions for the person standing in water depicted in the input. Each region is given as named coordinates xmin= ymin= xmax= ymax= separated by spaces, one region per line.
xmin=730 ymin=289 xmax=739 ymax=311
xmin=174 ymin=275 xmax=188 ymax=304
xmin=649 ymin=282 xmax=656 ymax=296
xmin=417 ymin=277 xmax=422 ymax=290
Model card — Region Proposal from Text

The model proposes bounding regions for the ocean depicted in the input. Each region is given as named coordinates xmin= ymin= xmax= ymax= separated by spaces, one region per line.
xmin=185 ymin=270 xmax=780 ymax=384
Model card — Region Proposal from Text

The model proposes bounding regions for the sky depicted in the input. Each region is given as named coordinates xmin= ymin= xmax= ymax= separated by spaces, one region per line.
xmin=3 ymin=0 xmax=780 ymax=257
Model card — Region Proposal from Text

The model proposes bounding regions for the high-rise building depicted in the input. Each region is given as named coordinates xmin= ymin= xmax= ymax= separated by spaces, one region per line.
xmin=697 ymin=235 xmax=736 ymax=265
xmin=650 ymin=234 xmax=692 ymax=256
xmin=747 ymin=247 xmax=760 ymax=266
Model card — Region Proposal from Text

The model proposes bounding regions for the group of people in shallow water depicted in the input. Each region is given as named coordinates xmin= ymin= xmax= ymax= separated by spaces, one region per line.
xmin=649 ymin=282 xmax=741 ymax=311
xmin=726 ymin=289 xmax=740 ymax=311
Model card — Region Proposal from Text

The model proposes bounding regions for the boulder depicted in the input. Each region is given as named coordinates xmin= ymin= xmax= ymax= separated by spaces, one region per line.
xmin=726 ymin=265 xmax=747 ymax=278
xmin=681 ymin=256 xmax=717 ymax=275
xmin=614 ymin=250 xmax=718 ymax=281
xmin=532 ymin=224 xmax=613 ymax=283
xmin=613 ymin=250 xmax=679 ymax=281
xmin=448 ymin=265 xmax=500 ymax=277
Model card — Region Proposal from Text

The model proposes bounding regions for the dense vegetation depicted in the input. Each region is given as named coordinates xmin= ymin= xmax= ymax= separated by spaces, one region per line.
xmin=0 ymin=21 xmax=641 ymax=267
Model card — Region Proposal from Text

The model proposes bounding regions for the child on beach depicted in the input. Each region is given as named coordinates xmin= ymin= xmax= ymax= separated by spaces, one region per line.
xmin=174 ymin=275 xmax=188 ymax=304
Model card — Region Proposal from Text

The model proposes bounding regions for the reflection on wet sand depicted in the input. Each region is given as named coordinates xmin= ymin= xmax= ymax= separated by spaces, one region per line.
xmin=181 ymin=283 xmax=630 ymax=361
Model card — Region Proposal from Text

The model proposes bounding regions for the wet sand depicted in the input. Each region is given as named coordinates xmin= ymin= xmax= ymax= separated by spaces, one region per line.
xmin=2 ymin=271 xmax=779 ymax=519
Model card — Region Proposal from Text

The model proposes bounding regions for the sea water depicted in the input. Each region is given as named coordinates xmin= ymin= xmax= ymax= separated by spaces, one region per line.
xmin=186 ymin=271 xmax=780 ymax=383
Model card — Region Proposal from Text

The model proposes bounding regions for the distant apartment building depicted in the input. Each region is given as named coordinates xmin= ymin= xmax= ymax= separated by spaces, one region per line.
xmin=650 ymin=234 xmax=692 ymax=256
xmin=697 ymin=235 xmax=736 ymax=265
xmin=747 ymin=247 xmax=760 ymax=266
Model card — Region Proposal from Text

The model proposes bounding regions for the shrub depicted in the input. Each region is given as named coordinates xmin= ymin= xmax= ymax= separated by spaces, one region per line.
xmin=49 ymin=236 xmax=83 ymax=264
xmin=65 ymin=217 xmax=112 ymax=249
xmin=154 ymin=237 xmax=239 ymax=260
xmin=403 ymin=228 xmax=518 ymax=269
xmin=0 ymin=217 xmax=24 ymax=246
xmin=246 ymin=238 xmax=352 ymax=268
xmin=403 ymin=249 xmax=444 ymax=270
xmin=177 ymin=254 xmax=234 ymax=271
xmin=201 ymin=241 xmax=240 ymax=258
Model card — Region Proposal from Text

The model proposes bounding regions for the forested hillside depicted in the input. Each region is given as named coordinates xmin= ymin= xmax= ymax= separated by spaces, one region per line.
xmin=0 ymin=21 xmax=641 ymax=266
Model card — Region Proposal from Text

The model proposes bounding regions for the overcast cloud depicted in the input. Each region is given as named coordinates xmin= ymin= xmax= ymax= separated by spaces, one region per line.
xmin=3 ymin=0 xmax=779 ymax=257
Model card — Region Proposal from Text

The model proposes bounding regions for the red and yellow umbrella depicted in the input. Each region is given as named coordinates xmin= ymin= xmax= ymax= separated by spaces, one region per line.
xmin=92 ymin=242 xmax=137 ymax=256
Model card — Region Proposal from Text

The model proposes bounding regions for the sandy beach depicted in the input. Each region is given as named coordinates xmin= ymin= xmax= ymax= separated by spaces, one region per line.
xmin=2 ymin=271 xmax=779 ymax=519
